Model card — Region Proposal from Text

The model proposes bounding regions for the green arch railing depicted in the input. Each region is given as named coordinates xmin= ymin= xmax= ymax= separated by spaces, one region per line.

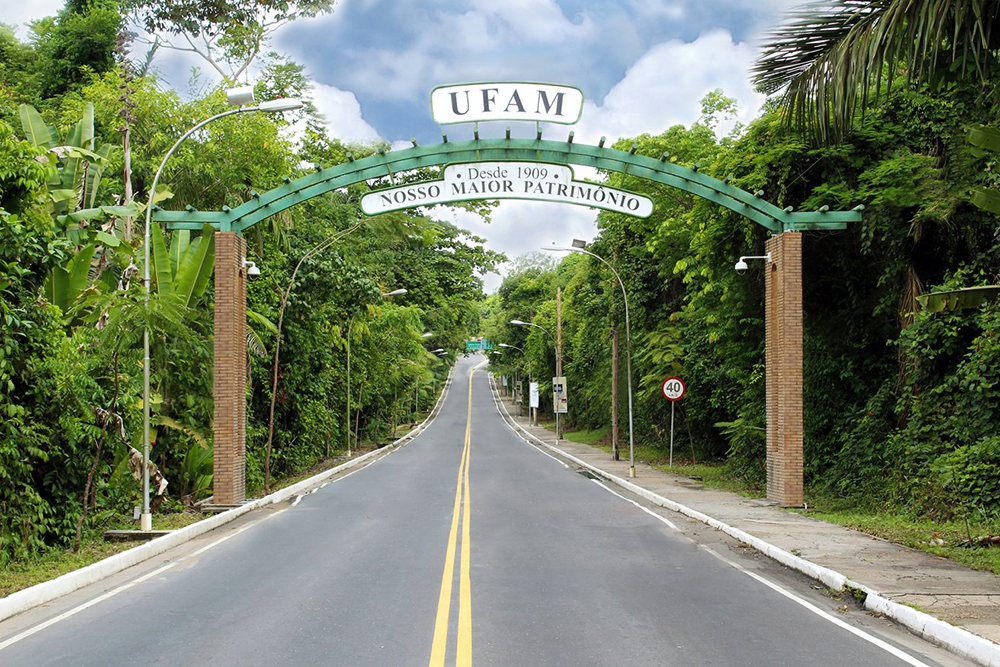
xmin=154 ymin=138 xmax=861 ymax=233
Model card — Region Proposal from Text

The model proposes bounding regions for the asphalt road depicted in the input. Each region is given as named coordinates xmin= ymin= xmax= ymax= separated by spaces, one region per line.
xmin=0 ymin=354 xmax=968 ymax=666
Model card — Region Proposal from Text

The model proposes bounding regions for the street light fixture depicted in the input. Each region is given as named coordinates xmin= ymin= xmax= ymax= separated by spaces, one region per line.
xmin=421 ymin=332 xmax=434 ymax=338
xmin=382 ymin=288 xmax=408 ymax=297
xmin=510 ymin=319 xmax=552 ymax=337
xmin=140 ymin=87 xmax=303 ymax=531
xmin=543 ymin=240 xmax=638 ymax=478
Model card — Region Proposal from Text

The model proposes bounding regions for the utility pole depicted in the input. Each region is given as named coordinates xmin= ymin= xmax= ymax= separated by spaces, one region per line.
xmin=556 ymin=286 xmax=563 ymax=439
xmin=611 ymin=324 xmax=620 ymax=461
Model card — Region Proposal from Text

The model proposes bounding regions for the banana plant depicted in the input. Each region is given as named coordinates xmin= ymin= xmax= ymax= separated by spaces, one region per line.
xmin=18 ymin=102 xmax=112 ymax=222
xmin=151 ymin=222 xmax=216 ymax=306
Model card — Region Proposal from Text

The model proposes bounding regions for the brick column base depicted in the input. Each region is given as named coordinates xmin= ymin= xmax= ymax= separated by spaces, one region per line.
xmin=213 ymin=232 xmax=247 ymax=505
xmin=765 ymin=232 xmax=804 ymax=507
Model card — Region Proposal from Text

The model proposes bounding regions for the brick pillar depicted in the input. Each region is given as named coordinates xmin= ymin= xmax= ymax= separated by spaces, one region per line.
xmin=213 ymin=232 xmax=247 ymax=505
xmin=765 ymin=232 xmax=804 ymax=507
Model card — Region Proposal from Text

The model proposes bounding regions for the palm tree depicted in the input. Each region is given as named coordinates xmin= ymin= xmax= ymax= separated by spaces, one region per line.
xmin=752 ymin=0 xmax=1000 ymax=143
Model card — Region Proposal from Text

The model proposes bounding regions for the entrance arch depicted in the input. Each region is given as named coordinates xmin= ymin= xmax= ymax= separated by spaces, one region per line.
xmin=153 ymin=137 xmax=861 ymax=507
xmin=156 ymin=138 xmax=858 ymax=234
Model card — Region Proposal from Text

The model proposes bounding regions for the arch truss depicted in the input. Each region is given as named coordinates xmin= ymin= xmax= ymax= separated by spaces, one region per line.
xmin=154 ymin=138 xmax=861 ymax=233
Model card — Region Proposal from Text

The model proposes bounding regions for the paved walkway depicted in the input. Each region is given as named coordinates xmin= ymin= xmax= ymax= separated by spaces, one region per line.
xmin=493 ymin=389 xmax=1000 ymax=652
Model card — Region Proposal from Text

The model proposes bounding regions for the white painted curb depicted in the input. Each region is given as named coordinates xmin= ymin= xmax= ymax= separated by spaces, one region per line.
xmin=860 ymin=588 xmax=1000 ymax=667
xmin=488 ymin=373 xmax=1000 ymax=667
xmin=0 ymin=367 xmax=455 ymax=625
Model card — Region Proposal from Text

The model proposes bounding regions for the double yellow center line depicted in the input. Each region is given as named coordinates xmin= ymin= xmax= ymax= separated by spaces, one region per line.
xmin=428 ymin=366 xmax=477 ymax=667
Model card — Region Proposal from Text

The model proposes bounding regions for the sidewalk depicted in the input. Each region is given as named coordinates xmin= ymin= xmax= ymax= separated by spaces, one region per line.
xmin=491 ymin=384 xmax=1000 ymax=666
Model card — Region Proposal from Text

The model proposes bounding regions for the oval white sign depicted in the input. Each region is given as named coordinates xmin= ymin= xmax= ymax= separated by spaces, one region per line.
xmin=431 ymin=82 xmax=584 ymax=125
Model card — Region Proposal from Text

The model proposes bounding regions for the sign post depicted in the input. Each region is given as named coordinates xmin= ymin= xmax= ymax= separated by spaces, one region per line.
xmin=529 ymin=381 xmax=539 ymax=425
xmin=661 ymin=377 xmax=686 ymax=467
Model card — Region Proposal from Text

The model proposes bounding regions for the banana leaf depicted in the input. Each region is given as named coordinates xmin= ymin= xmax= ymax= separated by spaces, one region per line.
xmin=970 ymin=186 xmax=1000 ymax=216
xmin=174 ymin=230 xmax=214 ymax=307
xmin=44 ymin=243 xmax=98 ymax=316
xmin=967 ymin=124 xmax=1000 ymax=153
xmin=170 ymin=230 xmax=191 ymax=273
xmin=917 ymin=286 xmax=1000 ymax=313
xmin=17 ymin=103 xmax=56 ymax=148
xmin=151 ymin=220 xmax=174 ymax=297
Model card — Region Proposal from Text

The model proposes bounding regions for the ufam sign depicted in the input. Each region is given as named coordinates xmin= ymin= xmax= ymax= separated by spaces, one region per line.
xmin=431 ymin=82 xmax=584 ymax=125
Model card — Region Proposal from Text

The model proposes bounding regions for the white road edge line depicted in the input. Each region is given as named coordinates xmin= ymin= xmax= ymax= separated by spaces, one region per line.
xmin=0 ymin=366 xmax=459 ymax=631
xmin=290 ymin=456 xmax=386 ymax=510
xmin=487 ymin=375 xmax=568 ymax=468
xmin=590 ymin=479 xmax=679 ymax=531
xmin=0 ymin=557 xmax=176 ymax=652
xmin=0 ymin=583 xmax=136 ymax=652
xmin=700 ymin=547 xmax=931 ymax=667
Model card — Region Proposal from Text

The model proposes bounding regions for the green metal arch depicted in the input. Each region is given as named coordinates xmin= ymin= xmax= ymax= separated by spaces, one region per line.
xmin=154 ymin=138 xmax=861 ymax=233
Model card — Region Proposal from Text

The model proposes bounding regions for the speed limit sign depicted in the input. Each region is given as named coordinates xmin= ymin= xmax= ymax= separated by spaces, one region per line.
xmin=661 ymin=377 xmax=686 ymax=402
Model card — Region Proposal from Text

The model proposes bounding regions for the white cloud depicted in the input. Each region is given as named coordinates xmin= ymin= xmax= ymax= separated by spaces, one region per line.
xmin=4 ymin=0 xmax=63 ymax=37
xmin=632 ymin=0 xmax=686 ymax=21
xmin=470 ymin=0 xmax=597 ymax=42
xmin=575 ymin=29 xmax=764 ymax=144
xmin=310 ymin=82 xmax=382 ymax=144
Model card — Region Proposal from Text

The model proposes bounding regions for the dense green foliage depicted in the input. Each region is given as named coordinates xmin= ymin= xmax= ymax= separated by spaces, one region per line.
xmin=485 ymin=80 xmax=999 ymax=512
xmin=0 ymin=4 xmax=498 ymax=562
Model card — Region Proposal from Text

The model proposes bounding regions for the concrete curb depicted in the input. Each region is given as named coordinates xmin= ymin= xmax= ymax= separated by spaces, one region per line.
xmin=859 ymin=588 xmax=1000 ymax=667
xmin=488 ymin=373 xmax=1000 ymax=667
xmin=0 ymin=367 xmax=455 ymax=625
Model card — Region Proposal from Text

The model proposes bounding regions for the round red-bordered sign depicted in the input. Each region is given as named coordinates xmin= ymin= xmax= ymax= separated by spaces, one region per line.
xmin=661 ymin=377 xmax=686 ymax=401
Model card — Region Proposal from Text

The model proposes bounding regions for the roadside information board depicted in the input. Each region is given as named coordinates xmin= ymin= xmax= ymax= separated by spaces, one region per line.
xmin=552 ymin=376 xmax=568 ymax=414
xmin=530 ymin=382 xmax=539 ymax=409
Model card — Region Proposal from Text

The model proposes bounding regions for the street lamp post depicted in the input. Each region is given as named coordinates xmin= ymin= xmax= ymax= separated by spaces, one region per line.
xmin=543 ymin=241 xmax=637 ymax=478
xmin=140 ymin=89 xmax=302 ymax=530
xmin=345 ymin=288 xmax=407 ymax=457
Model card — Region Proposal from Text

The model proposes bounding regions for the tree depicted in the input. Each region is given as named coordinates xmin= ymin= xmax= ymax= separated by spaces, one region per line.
xmin=30 ymin=0 xmax=123 ymax=99
xmin=752 ymin=0 xmax=1000 ymax=143
xmin=124 ymin=0 xmax=337 ymax=81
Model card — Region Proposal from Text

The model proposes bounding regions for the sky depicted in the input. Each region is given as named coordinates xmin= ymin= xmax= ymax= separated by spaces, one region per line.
xmin=7 ymin=0 xmax=802 ymax=291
